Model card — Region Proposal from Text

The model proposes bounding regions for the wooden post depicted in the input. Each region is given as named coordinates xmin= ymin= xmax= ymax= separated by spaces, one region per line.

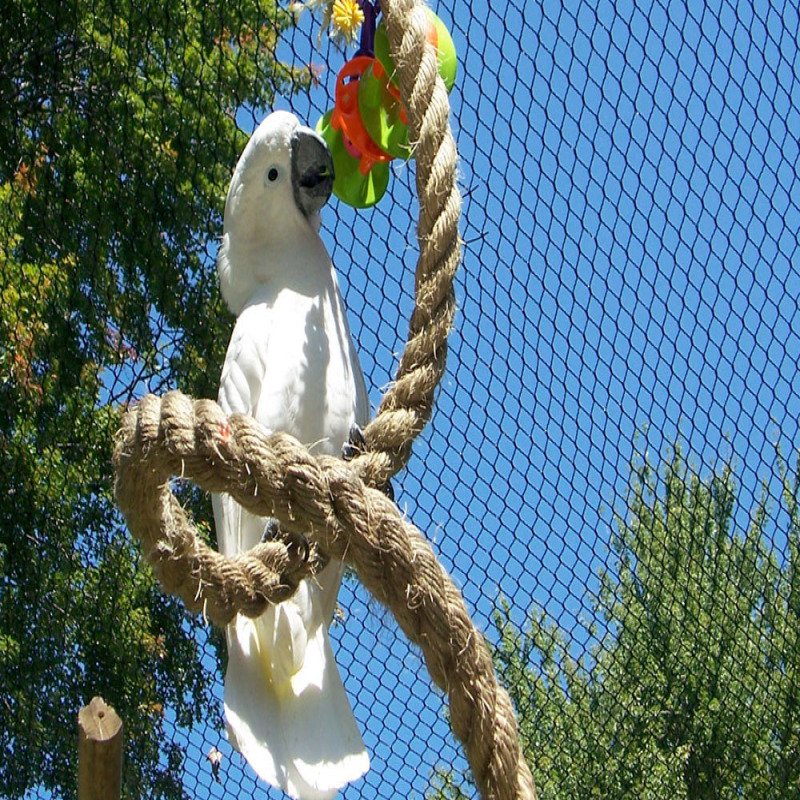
xmin=78 ymin=696 xmax=123 ymax=800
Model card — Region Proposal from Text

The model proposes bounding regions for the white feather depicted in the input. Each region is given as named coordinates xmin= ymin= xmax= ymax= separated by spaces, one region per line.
xmin=212 ymin=111 xmax=370 ymax=798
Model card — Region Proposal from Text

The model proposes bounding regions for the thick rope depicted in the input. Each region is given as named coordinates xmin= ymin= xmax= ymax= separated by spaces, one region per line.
xmin=114 ymin=392 xmax=536 ymax=799
xmin=113 ymin=0 xmax=537 ymax=796
xmin=349 ymin=0 xmax=462 ymax=489
xmin=112 ymin=397 xmax=320 ymax=623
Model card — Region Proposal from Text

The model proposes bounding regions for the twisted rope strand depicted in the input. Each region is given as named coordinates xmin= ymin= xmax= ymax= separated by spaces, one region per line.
xmin=352 ymin=0 xmax=462 ymax=489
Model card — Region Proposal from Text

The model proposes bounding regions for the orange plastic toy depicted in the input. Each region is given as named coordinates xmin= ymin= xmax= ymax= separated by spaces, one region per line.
xmin=330 ymin=56 xmax=394 ymax=176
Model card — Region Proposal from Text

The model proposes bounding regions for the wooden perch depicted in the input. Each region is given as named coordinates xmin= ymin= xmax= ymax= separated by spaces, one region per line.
xmin=78 ymin=697 xmax=123 ymax=800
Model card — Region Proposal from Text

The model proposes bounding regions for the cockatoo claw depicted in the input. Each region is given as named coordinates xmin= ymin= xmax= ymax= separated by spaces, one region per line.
xmin=261 ymin=517 xmax=311 ymax=564
xmin=342 ymin=424 xmax=395 ymax=502
xmin=260 ymin=517 xmax=282 ymax=543
xmin=285 ymin=531 xmax=311 ymax=565
xmin=341 ymin=423 xmax=367 ymax=461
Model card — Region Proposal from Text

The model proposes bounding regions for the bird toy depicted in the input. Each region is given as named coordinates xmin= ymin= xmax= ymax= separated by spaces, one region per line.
xmin=316 ymin=0 xmax=458 ymax=207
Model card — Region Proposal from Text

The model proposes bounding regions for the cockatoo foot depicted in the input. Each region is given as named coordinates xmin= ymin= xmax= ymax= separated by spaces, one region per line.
xmin=261 ymin=517 xmax=311 ymax=564
xmin=341 ymin=423 xmax=367 ymax=461
xmin=260 ymin=517 xmax=282 ymax=543
xmin=342 ymin=425 xmax=395 ymax=502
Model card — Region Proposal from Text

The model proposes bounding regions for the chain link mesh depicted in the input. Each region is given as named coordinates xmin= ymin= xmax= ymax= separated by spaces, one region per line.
xmin=2 ymin=0 xmax=799 ymax=797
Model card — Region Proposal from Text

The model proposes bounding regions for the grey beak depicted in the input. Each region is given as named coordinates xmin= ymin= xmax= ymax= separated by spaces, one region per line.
xmin=291 ymin=127 xmax=335 ymax=217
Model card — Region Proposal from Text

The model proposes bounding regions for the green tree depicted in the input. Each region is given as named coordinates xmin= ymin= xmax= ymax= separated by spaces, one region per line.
xmin=0 ymin=1 xmax=312 ymax=796
xmin=432 ymin=446 xmax=800 ymax=799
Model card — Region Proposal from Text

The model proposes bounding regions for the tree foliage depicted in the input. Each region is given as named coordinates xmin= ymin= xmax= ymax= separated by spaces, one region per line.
xmin=432 ymin=446 xmax=800 ymax=799
xmin=0 ymin=1 xmax=311 ymax=796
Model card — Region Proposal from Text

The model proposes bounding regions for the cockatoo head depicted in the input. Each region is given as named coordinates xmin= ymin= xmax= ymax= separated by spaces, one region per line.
xmin=217 ymin=110 xmax=335 ymax=313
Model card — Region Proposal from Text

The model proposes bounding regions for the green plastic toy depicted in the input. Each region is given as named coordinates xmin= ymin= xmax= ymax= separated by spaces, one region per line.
xmin=317 ymin=111 xmax=391 ymax=208
xmin=358 ymin=62 xmax=412 ymax=160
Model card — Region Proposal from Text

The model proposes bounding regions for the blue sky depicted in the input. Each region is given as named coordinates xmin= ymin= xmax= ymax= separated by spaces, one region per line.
xmin=92 ymin=0 xmax=800 ymax=797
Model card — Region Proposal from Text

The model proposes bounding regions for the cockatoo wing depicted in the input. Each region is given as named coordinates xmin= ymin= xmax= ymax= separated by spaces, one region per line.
xmin=213 ymin=299 xmax=268 ymax=559
xmin=212 ymin=296 xmax=369 ymax=799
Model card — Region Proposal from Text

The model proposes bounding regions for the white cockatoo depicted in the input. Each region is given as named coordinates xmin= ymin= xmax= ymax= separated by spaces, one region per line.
xmin=212 ymin=110 xmax=370 ymax=799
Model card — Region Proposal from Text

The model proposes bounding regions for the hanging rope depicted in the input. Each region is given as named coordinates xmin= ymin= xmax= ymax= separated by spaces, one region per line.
xmin=349 ymin=0 xmax=462 ymax=490
xmin=113 ymin=0 xmax=536 ymax=797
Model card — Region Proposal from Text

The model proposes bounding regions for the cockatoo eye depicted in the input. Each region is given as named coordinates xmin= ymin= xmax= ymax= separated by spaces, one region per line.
xmin=266 ymin=166 xmax=280 ymax=183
